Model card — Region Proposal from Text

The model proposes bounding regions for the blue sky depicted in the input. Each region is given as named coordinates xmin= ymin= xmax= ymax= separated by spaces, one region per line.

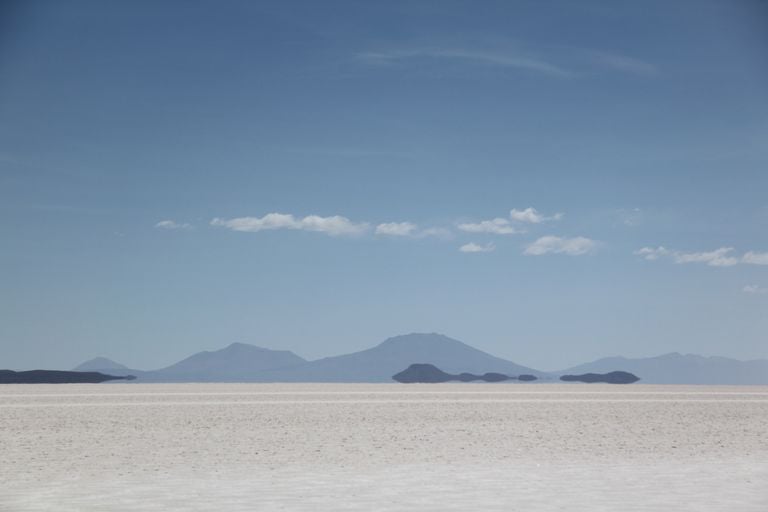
xmin=1 ymin=0 xmax=767 ymax=371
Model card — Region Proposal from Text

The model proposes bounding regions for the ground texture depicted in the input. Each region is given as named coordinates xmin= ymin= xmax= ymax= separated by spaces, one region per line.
xmin=1 ymin=383 xmax=766 ymax=511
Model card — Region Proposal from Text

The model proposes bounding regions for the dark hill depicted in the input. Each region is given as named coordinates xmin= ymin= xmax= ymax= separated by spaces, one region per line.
xmin=392 ymin=363 xmax=537 ymax=383
xmin=560 ymin=371 xmax=639 ymax=384
xmin=0 ymin=370 xmax=135 ymax=384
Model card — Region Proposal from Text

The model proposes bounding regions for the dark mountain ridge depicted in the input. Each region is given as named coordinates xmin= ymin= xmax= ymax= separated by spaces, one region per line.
xmin=559 ymin=371 xmax=639 ymax=384
xmin=1 ymin=369 xmax=135 ymax=384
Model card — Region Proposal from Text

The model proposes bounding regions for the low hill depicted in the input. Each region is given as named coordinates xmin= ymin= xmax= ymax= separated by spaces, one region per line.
xmin=392 ymin=363 xmax=537 ymax=383
xmin=559 ymin=371 xmax=639 ymax=384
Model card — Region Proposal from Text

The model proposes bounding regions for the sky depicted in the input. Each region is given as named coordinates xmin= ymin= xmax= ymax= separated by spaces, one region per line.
xmin=1 ymin=0 xmax=767 ymax=371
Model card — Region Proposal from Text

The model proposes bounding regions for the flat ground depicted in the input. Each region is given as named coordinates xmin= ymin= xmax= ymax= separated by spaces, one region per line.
xmin=1 ymin=383 xmax=766 ymax=511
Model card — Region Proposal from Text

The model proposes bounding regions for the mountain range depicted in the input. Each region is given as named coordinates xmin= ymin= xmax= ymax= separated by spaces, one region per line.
xmin=71 ymin=333 xmax=768 ymax=385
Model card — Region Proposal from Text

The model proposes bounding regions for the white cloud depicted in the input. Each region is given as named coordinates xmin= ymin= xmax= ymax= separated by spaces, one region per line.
xmin=456 ymin=207 xmax=561 ymax=236
xmin=673 ymin=247 xmax=739 ymax=267
xmin=155 ymin=220 xmax=192 ymax=230
xmin=457 ymin=218 xmax=520 ymax=235
xmin=636 ymin=246 xmax=740 ymax=267
xmin=459 ymin=242 xmax=495 ymax=253
xmin=743 ymin=251 xmax=768 ymax=265
xmin=524 ymin=236 xmax=596 ymax=256
xmin=634 ymin=246 xmax=671 ymax=261
xmin=743 ymin=284 xmax=768 ymax=294
xmin=358 ymin=48 xmax=571 ymax=78
xmin=509 ymin=207 xmax=563 ymax=224
xmin=211 ymin=213 xmax=369 ymax=237
xmin=376 ymin=222 xmax=452 ymax=239
xmin=211 ymin=213 xmax=295 ymax=231
xmin=375 ymin=222 xmax=418 ymax=237
xmin=300 ymin=215 xmax=369 ymax=236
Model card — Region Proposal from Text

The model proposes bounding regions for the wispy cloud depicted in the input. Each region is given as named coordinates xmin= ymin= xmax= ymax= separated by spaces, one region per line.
xmin=524 ymin=236 xmax=596 ymax=256
xmin=743 ymin=284 xmax=768 ymax=294
xmin=358 ymin=45 xmax=657 ymax=79
xmin=457 ymin=207 xmax=561 ymax=236
xmin=674 ymin=247 xmax=739 ymax=267
xmin=375 ymin=222 xmax=418 ymax=237
xmin=509 ymin=207 xmax=563 ymax=224
xmin=419 ymin=227 xmax=453 ymax=239
xmin=358 ymin=48 xmax=572 ymax=78
xmin=589 ymin=50 xmax=658 ymax=76
xmin=277 ymin=146 xmax=412 ymax=159
xmin=375 ymin=222 xmax=452 ymax=239
xmin=155 ymin=220 xmax=193 ymax=230
xmin=635 ymin=246 xmax=766 ymax=267
xmin=617 ymin=207 xmax=643 ymax=226
xmin=458 ymin=218 xmax=521 ymax=235
xmin=210 ymin=213 xmax=453 ymax=240
xmin=459 ymin=242 xmax=495 ymax=253
xmin=634 ymin=246 xmax=671 ymax=261
xmin=211 ymin=213 xmax=369 ymax=237
xmin=743 ymin=251 xmax=768 ymax=265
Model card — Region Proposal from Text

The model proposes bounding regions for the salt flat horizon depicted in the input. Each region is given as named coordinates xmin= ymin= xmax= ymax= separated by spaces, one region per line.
xmin=2 ymin=383 xmax=767 ymax=511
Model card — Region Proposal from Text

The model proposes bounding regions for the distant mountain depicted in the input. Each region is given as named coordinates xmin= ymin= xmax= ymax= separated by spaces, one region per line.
xmin=72 ymin=357 xmax=146 ymax=379
xmin=72 ymin=335 xmax=767 ymax=384
xmin=559 ymin=353 xmax=768 ymax=385
xmin=140 ymin=342 xmax=306 ymax=382
xmin=1 ymin=369 xmax=135 ymax=384
xmin=258 ymin=333 xmax=545 ymax=382
xmin=73 ymin=357 xmax=130 ymax=372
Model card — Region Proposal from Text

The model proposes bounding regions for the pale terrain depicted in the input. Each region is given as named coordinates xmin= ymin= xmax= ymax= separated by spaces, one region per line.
xmin=1 ymin=383 xmax=767 ymax=511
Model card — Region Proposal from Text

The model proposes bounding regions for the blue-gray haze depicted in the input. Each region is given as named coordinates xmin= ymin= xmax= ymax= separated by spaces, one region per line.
xmin=0 ymin=0 xmax=766 ymax=371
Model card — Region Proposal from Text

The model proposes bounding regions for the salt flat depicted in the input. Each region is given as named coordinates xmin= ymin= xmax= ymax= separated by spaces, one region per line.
xmin=1 ymin=383 xmax=767 ymax=511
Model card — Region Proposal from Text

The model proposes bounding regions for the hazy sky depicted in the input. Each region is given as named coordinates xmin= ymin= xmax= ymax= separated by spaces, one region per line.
xmin=1 ymin=0 xmax=767 ymax=371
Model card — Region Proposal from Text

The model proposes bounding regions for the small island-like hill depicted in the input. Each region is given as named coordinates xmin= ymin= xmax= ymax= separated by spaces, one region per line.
xmin=0 ymin=370 xmax=136 ymax=384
